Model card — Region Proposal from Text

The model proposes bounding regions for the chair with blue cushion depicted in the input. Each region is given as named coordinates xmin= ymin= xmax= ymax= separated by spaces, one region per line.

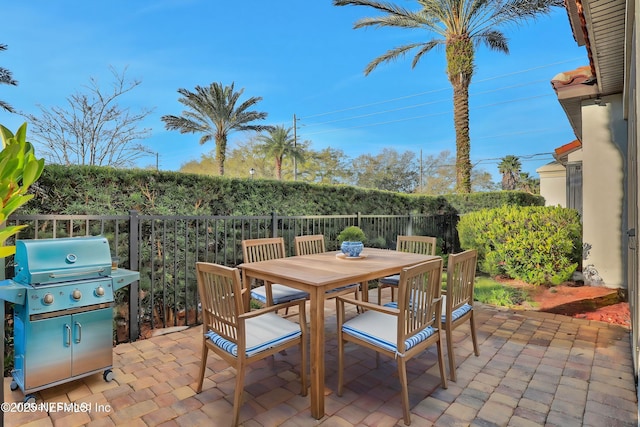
xmin=441 ymin=249 xmax=479 ymax=382
xmin=336 ymin=258 xmax=447 ymax=425
xmin=195 ymin=261 xmax=307 ymax=427
xmin=377 ymin=235 xmax=438 ymax=304
xmin=241 ymin=237 xmax=309 ymax=309
xmin=294 ymin=234 xmax=361 ymax=302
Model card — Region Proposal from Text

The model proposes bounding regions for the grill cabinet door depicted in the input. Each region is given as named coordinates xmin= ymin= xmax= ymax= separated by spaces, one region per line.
xmin=71 ymin=307 xmax=113 ymax=376
xmin=25 ymin=315 xmax=73 ymax=389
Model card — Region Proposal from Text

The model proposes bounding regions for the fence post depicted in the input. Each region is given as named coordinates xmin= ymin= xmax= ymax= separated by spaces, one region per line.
xmin=271 ymin=212 xmax=278 ymax=237
xmin=128 ymin=210 xmax=140 ymax=342
xmin=408 ymin=213 xmax=414 ymax=236
xmin=356 ymin=212 xmax=361 ymax=227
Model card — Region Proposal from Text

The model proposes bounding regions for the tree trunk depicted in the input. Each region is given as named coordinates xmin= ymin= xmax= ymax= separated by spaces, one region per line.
xmin=446 ymin=35 xmax=474 ymax=194
xmin=216 ymin=135 xmax=227 ymax=176
xmin=453 ymin=84 xmax=471 ymax=193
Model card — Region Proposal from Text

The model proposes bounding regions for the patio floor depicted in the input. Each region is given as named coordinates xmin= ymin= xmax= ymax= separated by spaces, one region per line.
xmin=4 ymin=291 xmax=638 ymax=427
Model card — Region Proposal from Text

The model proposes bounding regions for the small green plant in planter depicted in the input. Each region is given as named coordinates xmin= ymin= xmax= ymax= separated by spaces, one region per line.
xmin=337 ymin=225 xmax=366 ymax=257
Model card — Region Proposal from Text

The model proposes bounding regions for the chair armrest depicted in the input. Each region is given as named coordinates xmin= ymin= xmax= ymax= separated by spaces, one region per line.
xmin=239 ymin=299 xmax=305 ymax=320
xmin=337 ymin=296 xmax=399 ymax=315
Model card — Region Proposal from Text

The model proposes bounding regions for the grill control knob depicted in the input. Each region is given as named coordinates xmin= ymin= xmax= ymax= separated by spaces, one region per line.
xmin=72 ymin=289 xmax=82 ymax=301
xmin=95 ymin=286 xmax=105 ymax=297
xmin=43 ymin=293 xmax=54 ymax=305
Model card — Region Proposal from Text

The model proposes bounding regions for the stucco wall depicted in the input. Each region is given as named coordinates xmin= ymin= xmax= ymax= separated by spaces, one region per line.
xmin=581 ymin=94 xmax=627 ymax=288
xmin=536 ymin=162 xmax=566 ymax=207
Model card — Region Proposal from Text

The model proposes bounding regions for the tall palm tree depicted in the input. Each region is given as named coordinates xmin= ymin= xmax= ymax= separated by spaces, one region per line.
xmin=257 ymin=125 xmax=304 ymax=180
xmin=0 ymin=44 xmax=18 ymax=113
xmin=333 ymin=0 xmax=562 ymax=193
xmin=161 ymin=82 xmax=272 ymax=176
xmin=498 ymin=154 xmax=521 ymax=190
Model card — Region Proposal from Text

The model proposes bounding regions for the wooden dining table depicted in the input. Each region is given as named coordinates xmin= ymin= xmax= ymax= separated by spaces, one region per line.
xmin=238 ymin=247 xmax=439 ymax=420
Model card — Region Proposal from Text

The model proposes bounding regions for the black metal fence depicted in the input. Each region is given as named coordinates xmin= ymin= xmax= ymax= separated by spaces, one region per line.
xmin=6 ymin=211 xmax=459 ymax=342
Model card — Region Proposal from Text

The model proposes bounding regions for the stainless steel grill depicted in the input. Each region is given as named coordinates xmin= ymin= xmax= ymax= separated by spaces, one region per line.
xmin=0 ymin=236 xmax=139 ymax=403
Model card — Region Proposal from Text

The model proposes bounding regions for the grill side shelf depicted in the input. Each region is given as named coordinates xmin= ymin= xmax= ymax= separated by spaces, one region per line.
xmin=111 ymin=269 xmax=140 ymax=291
xmin=0 ymin=280 xmax=26 ymax=305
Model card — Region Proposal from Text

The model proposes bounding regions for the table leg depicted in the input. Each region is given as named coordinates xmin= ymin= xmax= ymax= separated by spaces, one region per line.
xmin=309 ymin=287 xmax=325 ymax=419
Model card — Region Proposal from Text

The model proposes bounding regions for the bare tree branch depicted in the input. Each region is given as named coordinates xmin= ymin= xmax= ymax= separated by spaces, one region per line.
xmin=25 ymin=66 xmax=154 ymax=167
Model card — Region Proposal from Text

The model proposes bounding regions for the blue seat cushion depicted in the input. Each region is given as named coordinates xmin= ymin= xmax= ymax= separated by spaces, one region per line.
xmin=326 ymin=283 xmax=359 ymax=295
xmin=441 ymin=298 xmax=473 ymax=323
xmin=342 ymin=309 xmax=435 ymax=355
xmin=379 ymin=274 xmax=399 ymax=286
xmin=205 ymin=312 xmax=302 ymax=357
xmin=251 ymin=284 xmax=309 ymax=304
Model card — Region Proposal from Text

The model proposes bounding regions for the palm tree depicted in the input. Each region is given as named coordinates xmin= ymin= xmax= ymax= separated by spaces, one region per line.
xmin=0 ymin=44 xmax=18 ymax=113
xmin=498 ymin=154 xmax=521 ymax=190
xmin=161 ymin=82 xmax=272 ymax=176
xmin=333 ymin=0 xmax=562 ymax=193
xmin=257 ymin=125 xmax=304 ymax=180
xmin=517 ymin=171 xmax=540 ymax=194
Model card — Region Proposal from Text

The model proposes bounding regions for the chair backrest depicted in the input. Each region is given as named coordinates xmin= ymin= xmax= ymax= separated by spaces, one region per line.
xmin=446 ymin=249 xmax=478 ymax=311
xmin=396 ymin=258 xmax=443 ymax=351
xmin=196 ymin=262 xmax=244 ymax=343
xmin=294 ymin=234 xmax=326 ymax=256
xmin=242 ymin=237 xmax=286 ymax=263
xmin=397 ymin=235 xmax=437 ymax=256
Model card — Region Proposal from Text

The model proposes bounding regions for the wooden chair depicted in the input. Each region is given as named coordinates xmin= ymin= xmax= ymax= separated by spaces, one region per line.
xmin=441 ymin=249 xmax=480 ymax=381
xmin=336 ymin=258 xmax=447 ymax=425
xmin=195 ymin=262 xmax=307 ymax=427
xmin=294 ymin=234 xmax=361 ymax=301
xmin=377 ymin=235 xmax=437 ymax=304
xmin=241 ymin=237 xmax=309 ymax=308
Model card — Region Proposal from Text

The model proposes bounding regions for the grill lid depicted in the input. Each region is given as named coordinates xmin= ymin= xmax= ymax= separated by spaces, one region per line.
xmin=14 ymin=236 xmax=113 ymax=285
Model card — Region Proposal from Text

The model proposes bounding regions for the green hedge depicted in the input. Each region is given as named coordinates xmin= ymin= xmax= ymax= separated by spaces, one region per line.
xmin=20 ymin=165 xmax=543 ymax=216
xmin=457 ymin=205 xmax=582 ymax=285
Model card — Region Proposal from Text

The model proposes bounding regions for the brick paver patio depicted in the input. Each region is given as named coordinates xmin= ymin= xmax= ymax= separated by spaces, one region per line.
xmin=4 ymin=292 xmax=638 ymax=427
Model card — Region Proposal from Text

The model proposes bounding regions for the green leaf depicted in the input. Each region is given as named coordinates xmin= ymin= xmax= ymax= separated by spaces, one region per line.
xmin=0 ymin=125 xmax=13 ymax=148
xmin=0 ymin=246 xmax=16 ymax=258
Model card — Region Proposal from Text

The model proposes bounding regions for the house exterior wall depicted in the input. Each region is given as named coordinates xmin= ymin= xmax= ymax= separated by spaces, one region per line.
xmin=627 ymin=0 xmax=639 ymax=384
xmin=581 ymin=94 xmax=627 ymax=288
xmin=537 ymin=162 xmax=567 ymax=207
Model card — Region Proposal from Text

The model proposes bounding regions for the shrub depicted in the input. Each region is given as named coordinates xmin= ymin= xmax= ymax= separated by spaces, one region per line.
xmin=457 ymin=206 xmax=581 ymax=285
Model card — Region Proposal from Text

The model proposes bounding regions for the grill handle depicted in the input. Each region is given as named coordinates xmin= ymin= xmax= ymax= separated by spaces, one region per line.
xmin=65 ymin=324 xmax=71 ymax=347
xmin=49 ymin=268 xmax=106 ymax=279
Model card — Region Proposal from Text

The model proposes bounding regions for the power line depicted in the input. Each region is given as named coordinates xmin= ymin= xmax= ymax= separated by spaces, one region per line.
xmin=301 ymin=78 xmax=551 ymax=129
xmin=298 ymin=57 xmax=583 ymax=122
xmin=301 ymin=93 xmax=553 ymax=136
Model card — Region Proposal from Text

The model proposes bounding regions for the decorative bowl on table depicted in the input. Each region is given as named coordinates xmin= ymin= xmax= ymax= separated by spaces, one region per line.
xmin=340 ymin=241 xmax=364 ymax=257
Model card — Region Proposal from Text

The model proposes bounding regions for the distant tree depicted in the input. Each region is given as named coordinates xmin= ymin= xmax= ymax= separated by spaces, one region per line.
xmin=472 ymin=171 xmax=499 ymax=192
xmin=498 ymin=155 xmax=521 ymax=190
xmin=352 ymin=148 xmax=418 ymax=192
xmin=179 ymin=151 xmax=218 ymax=176
xmin=26 ymin=66 xmax=153 ymax=167
xmin=298 ymin=147 xmax=351 ymax=184
xmin=162 ymin=82 xmax=272 ymax=176
xmin=419 ymin=150 xmax=497 ymax=194
xmin=256 ymin=125 xmax=304 ymax=180
xmin=517 ymin=172 xmax=540 ymax=194
xmin=334 ymin=0 xmax=562 ymax=193
xmin=0 ymin=44 xmax=18 ymax=113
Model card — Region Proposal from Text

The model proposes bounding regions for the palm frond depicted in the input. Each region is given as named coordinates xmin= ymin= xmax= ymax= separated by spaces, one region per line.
xmin=411 ymin=40 xmax=443 ymax=68
xmin=364 ymin=42 xmax=426 ymax=75
xmin=476 ymin=29 xmax=509 ymax=53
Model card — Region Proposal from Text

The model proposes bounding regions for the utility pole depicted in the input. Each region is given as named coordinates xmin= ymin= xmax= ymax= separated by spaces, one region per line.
xmin=293 ymin=114 xmax=297 ymax=181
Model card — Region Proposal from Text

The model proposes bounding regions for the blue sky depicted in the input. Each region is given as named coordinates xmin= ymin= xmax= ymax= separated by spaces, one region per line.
xmin=1 ymin=1 xmax=587 ymax=182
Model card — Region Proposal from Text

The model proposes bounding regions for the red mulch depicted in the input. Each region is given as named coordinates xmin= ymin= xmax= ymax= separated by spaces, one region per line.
xmin=493 ymin=276 xmax=631 ymax=328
